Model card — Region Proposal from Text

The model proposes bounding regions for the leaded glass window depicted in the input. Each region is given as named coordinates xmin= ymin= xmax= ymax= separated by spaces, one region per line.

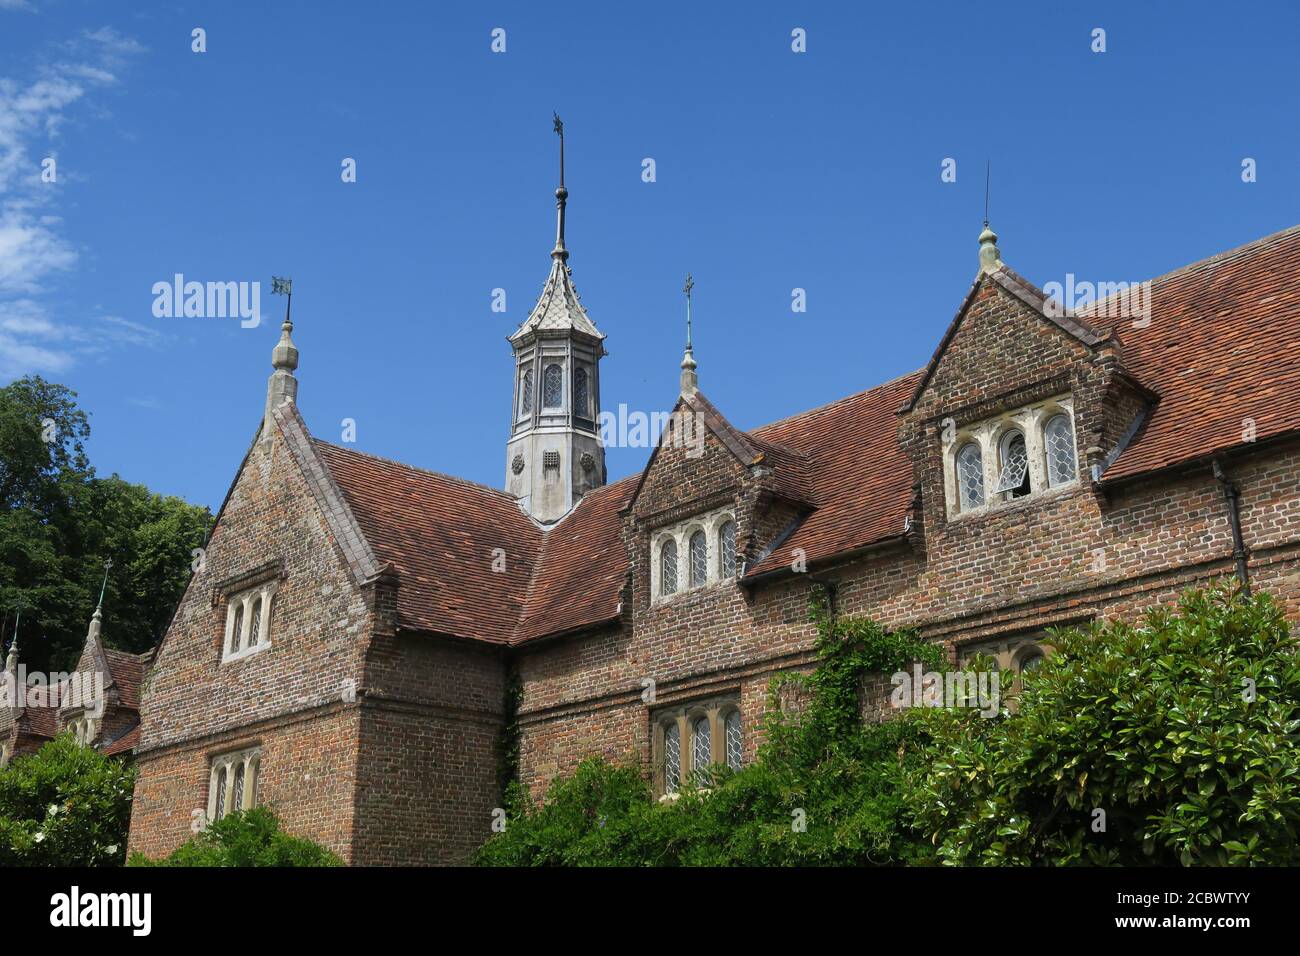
xmin=660 ymin=539 xmax=678 ymax=596
xmin=233 ymin=761 xmax=245 ymax=812
xmin=995 ymin=430 xmax=1030 ymax=497
xmin=543 ymin=363 xmax=563 ymax=409
xmin=214 ymin=766 xmax=227 ymax=820
xmin=692 ymin=716 xmax=712 ymax=784
xmin=230 ymin=605 xmax=243 ymax=655
xmin=519 ymin=368 xmax=533 ymax=416
xmin=719 ymin=521 xmax=737 ymax=578
xmin=1045 ymin=414 xmax=1077 ymax=487
xmin=689 ymin=530 xmax=707 ymax=588
xmin=574 ymin=367 xmax=589 ymax=417
xmin=248 ymin=598 xmax=261 ymax=648
xmin=956 ymin=442 xmax=984 ymax=511
xmin=663 ymin=723 xmax=680 ymax=794
xmin=725 ymin=710 xmax=742 ymax=770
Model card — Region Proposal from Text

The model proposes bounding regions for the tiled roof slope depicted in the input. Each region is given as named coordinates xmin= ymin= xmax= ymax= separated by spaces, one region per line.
xmin=102 ymin=648 xmax=147 ymax=710
xmin=1086 ymin=225 xmax=1300 ymax=480
xmin=315 ymin=442 xmax=543 ymax=644
xmin=514 ymin=475 xmax=638 ymax=643
xmin=744 ymin=372 xmax=922 ymax=577
xmin=307 ymin=227 xmax=1300 ymax=643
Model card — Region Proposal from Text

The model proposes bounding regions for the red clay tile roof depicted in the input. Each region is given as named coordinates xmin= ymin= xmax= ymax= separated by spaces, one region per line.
xmin=20 ymin=681 xmax=63 ymax=738
xmin=744 ymin=372 xmax=921 ymax=577
xmin=100 ymin=725 xmax=140 ymax=756
xmin=315 ymin=442 xmax=543 ymax=644
xmin=304 ymin=226 xmax=1300 ymax=641
xmin=102 ymin=648 xmax=147 ymax=710
xmin=514 ymin=476 xmax=637 ymax=643
xmin=1086 ymin=225 xmax=1300 ymax=480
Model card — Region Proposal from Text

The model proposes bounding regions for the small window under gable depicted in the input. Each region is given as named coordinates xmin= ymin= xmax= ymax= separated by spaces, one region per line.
xmin=223 ymin=578 xmax=278 ymax=663
xmin=942 ymin=395 xmax=1078 ymax=519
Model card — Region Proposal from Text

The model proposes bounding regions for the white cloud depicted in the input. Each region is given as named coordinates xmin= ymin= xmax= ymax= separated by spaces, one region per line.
xmin=0 ymin=24 xmax=145 ymax=381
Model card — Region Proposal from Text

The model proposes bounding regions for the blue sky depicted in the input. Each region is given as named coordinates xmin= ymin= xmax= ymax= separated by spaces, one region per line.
xmin=1 ymin=0 xmax=1297 ymax=511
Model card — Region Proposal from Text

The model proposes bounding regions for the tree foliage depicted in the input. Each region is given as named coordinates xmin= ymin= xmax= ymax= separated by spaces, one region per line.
xmin=0 ymin=376 xmax=211 ymax=669
xmin=128 ymin=807 xmax=343 ymax=867
xmin=905 ymin=584 xmax=1300 ymax=865
xmin=0 ymin=734 xmax=136 ymax=866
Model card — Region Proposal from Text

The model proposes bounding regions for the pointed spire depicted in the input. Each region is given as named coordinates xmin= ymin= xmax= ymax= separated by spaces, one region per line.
xmin=978 ymin=221 xmax=1003 ymax=274
xmin=87 ymin=558 xmax=111 ymax=643
xmin=264 ymin=277 xmax=299 ymax=436
xmin=680 ymin=273 xmax=698 ymax=394
xmin=552 ymin=113 xmax=568 ymax=262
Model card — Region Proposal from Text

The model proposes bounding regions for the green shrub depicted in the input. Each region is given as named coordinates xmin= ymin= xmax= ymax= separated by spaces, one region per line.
xmin=128 ymin=806 xmax=343 ymax=867
xmin=0 ymin=733 xmax=135 ymax=866
xmin=904 ymin=583 xmax=1300 ymax=865
xmin=476 ymin=588 xmax=943 ymax=866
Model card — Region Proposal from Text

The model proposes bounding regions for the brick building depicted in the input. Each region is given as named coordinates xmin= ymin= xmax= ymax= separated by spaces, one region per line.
xmin=1 ymin=605 xmax=147 ymax=764
xmin=126 ymin=155 xmax=1300 ymax=863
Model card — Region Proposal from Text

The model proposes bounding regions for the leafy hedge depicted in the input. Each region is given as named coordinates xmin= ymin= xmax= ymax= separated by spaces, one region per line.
xmin=0 ymin=733 xmax=135 ymax=866
xmin=128 ymin=806 xmax=342 ymax=867
xmin=476 ymin=583 xmax=1300 ymax=866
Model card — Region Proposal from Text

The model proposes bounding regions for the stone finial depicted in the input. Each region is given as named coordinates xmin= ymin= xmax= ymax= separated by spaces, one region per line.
xmin=264 ymin=315 xmax=299 ymax=437
xmin=86 ymin=606 xmax=103 ymax=644
xmin=5 ymin=610 xmax=18 ymax=675
xmin=978 ymin=221 xmax=1004 ymax=274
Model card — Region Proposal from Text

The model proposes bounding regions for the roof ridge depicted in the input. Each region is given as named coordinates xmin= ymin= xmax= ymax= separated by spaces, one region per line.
xmin=1142 ymin=222 xmax=1300 ymax=289
xmin=313 ymin=439 xmax=523 ymax=503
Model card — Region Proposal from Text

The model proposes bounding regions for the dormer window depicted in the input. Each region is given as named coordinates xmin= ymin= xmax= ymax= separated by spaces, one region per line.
xmin=689 ymin=530 xmax=708 ymax=589
xmin=1044 ymin=413 xmax=1077 ymax=486
xmin=543 ymin=363 xmax=563 ymax=409
xmin=956 ymin=442 xmax=984 ymax=511
xmin=660 ymin=539 xmax=678 ymax=596
xmin=943 ymin=396 xmax=1078 ymax=519
xmin=651 ymin=509 xmax=738 ymax=603
xmin=995 ymin=429 xmax=1030 ymax=500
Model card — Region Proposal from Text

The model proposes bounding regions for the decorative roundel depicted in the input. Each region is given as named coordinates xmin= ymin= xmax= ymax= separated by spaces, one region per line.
xmin=581 ymin=452 xmax=596 ymax=473
xmin=511 ymin=455 xmax=525 ymax=475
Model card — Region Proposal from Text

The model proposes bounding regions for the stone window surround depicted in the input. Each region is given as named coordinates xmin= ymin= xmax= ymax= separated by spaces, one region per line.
xmin=207 ymin=745 xmax=261 ymax=823
xmin=942 ymin=394 xmax=1078 ymax=520
xmin=222 ymin=578 xmax=278 ymax=663
xmin=651 ymin=695 xmax=741 ymax=797
xmin=649 ymin=506 xmax=738 ymax=605
xmin=65 ymin=712 xmax=100 ymax=746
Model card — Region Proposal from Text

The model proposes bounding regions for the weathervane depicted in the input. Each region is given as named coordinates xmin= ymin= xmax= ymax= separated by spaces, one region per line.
xmin=97 ymin=558 xmax=112 ymax=609
xmin=271 ymin=276 xmax=293 ymax=327
xmin=551 ymin=114 xmax=569 ymax=260
xmin=683 ymin=273 xmax=694 ymax=352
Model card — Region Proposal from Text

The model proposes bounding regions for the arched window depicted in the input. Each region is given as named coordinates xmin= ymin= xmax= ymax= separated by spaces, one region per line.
xmin=1018 ymin=649 xmax=1044 ymax=675
xmin=692 ymin=716 xmax=712 ymax=784
xmin=519 ymin=368 xmax=533 ymax=416
xmin=1044 ymin=413 xmax=1077 ymax=487
xmin=719 ymin=521 xmax=737 ymax=578
xmin=689 ymin=530 xmax=708 ymax=588
xmin=724 ymin=710 xmax=742 ymax=771
xmin=660 ymin=539 xmax=678 ymax=596
xmin=542 ymin=363 xmax=563 ymax=409
xmin=995 ymin=429 xmax=1031 ymax=499
xmin=574 ymin=367 xmax=589 ymax=417
xmin=956 ymin=442 xmax=984 ymax=511
xmin=230 ymin=604 xmax=243 ymax=655
xmin=248 ymin=597 xmax=262 ymax=648
xmin=232 ymin=761 xmax=246 ymax=812
xmin=663 ymin=722 xmax=680 ymax=794
xmin=214 ymin=766 xmax=227 ymax=820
